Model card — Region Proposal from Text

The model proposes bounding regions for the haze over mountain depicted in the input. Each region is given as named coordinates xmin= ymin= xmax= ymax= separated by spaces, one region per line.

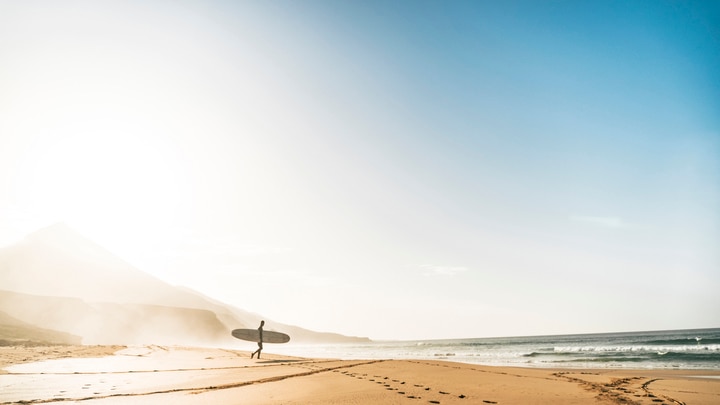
xmin=0 ymin=223 xmax=369 ymax=345
xmin=0 ymin=309 xmax=80 ymax=345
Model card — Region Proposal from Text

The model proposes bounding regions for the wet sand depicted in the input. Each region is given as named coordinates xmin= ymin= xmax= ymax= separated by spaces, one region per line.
xmin=0 ymin=344 xmax=124 ymax=373
xmin=1 ymin=345 xmax=718 ymax=404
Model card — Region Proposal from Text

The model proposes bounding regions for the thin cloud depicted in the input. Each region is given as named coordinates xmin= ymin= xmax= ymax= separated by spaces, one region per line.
xmin=570 ymin=215 xmax=630 ymax=229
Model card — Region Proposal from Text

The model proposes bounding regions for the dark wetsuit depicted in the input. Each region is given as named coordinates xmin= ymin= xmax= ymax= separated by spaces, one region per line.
xmin=251 ymin=322 xmax=264 ymax=359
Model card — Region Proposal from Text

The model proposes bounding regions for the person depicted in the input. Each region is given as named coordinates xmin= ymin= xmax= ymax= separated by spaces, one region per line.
xmin=251 ymin=320 xmax=264 ymax=359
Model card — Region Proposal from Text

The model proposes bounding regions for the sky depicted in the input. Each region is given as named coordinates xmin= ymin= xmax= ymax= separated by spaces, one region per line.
xmin=0 ymin=0 xmax=718 ymax=340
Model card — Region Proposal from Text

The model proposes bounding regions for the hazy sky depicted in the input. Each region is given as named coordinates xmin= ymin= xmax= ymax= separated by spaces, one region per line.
xmin=1 ymin=1 xmax=718 ymax=340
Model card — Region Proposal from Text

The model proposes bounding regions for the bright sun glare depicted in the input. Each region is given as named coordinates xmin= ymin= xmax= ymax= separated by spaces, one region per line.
xmin=12 ymin=126 xmax=190 ymax=251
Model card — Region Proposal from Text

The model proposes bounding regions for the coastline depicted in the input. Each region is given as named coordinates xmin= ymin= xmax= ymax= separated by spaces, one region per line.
xmin=267 ymin=328 xmax=720 ymax=370
xmin=1 ymin=345 xmax=719 ymax=404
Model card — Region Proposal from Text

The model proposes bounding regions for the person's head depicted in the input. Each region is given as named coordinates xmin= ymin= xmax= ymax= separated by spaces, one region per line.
xmin=260 ymin=320 xmax=265 ymax=327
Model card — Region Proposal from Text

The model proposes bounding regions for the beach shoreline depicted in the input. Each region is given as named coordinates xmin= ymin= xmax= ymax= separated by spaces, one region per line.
xmin=1 ymin=344 xmax=719 ymax=404
xmin=0 ymin=344 xmax=125 ymax=374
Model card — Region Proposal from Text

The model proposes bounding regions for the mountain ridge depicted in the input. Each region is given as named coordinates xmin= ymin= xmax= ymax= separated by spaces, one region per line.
xmin=0 ymin=224 xmax=370 ymax=345
xmin=0 ymin=308 xmax=81 ymax=345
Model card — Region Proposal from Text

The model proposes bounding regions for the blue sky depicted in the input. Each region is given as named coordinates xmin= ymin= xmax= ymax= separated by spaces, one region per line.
xmin=0 ymin=1 xmax=718 ymax=339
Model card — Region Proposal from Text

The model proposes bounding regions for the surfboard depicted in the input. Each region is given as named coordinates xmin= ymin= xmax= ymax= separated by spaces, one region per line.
xmin=231 ymin=329 xmax=290 ymax=344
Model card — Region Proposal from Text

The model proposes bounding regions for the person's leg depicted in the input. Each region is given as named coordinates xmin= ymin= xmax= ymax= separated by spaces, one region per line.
xmin=251 ymin=342 xmax=262 ymax=359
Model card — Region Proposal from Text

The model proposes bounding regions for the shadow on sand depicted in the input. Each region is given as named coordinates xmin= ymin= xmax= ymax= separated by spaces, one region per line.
xmin=257 ymin=359 xmax=304 ymax=364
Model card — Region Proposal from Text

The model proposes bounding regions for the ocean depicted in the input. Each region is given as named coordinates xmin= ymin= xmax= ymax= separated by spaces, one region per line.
xmin=272 ymin=328 xmax=720 ymax=370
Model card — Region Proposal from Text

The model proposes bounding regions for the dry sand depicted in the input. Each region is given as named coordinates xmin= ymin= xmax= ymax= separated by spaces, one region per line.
xmin=1 ymin=345 xmax=718 ymax=404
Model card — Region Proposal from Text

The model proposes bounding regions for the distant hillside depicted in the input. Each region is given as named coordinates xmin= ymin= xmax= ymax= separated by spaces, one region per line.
xmin=0 ymin=224 xmax=370 ymax=345
xmin=0 ymin=290 xmax=232 ymax=345
xmin=0 ymin=223 xmax=220 ymax=307
xmin=0 ymin=310 xmax=80 ymax=345
xmin=174 ymin=286 xmax=371 ymax=344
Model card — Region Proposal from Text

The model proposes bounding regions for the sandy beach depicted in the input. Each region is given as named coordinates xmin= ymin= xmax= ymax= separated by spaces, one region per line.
xmin=1 ymin=345 xmax=718 ymax=404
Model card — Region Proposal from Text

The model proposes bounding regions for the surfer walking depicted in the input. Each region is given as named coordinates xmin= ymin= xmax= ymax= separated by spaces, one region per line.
xmin=251 ymin=320 xmax=264 ymax=359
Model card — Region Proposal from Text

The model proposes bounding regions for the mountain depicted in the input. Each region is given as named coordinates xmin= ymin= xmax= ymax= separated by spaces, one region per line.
xmin=0 ymin=223 xmax=214 ymax=307
xmin=0 ymin=290 xmax=231 ymax=345
xmin=0 ymin=224 xmax=369 ymax=345
xmin=0 ymin=309 xmax=81 ymax=345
